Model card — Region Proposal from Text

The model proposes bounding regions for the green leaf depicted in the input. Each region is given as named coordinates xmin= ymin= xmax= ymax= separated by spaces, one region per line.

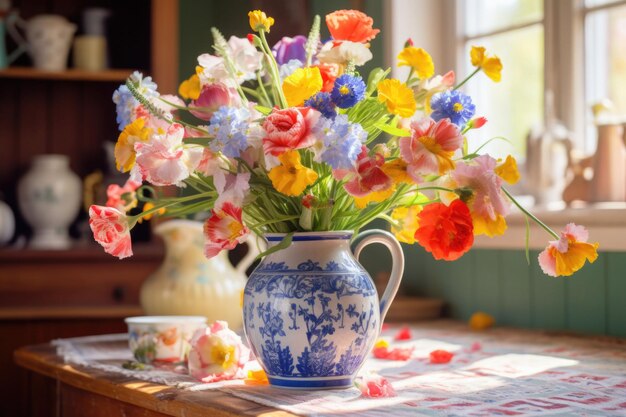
xmin=254 ymin=233 xmax=293 ymax=261
xmin=255 ymin=105 xmax=272 ymax=115
xmin=374 ymin=122 xmax=411 ymax=137
xmin=366 ymin=67 xmax=390 ymax=96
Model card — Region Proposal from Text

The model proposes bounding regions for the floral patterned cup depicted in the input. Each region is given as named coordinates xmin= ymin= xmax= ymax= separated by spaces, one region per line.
xmin=125 ymin=316 xmax=207 ymax=364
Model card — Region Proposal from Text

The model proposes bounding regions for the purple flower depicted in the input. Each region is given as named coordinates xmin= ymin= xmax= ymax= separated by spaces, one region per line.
xmin=272 ymin=35 xmax=307 ymax=65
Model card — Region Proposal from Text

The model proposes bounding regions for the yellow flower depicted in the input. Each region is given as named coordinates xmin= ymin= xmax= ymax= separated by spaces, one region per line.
xmin=391 ymin=205 xmax=422 ymax=244
xmin=377 ymin=79 xmax=416 ymax=117
xmin=282 ymin=67 xmax=323 ymax=107
xmin=138 ymin=202 xmax=166 ymax=223
xmin=248 ymin=10 xmax=274 ymax=32
xmin=374 ymin=338 xmax=389 ymax=349
xmin=470 ymin=46 xmax=502 ymax=82
xmin=353 ymin=187 xmax=395 ymax=209
xmin=245 ymin=368 xmax=269 ymax=385
xmin=268 ymin=151 xmax=318 ymax=196
xmin=382 ymin=159 xmax=414 ymax=185
xmin=210 ymin=340 xmax=237 ymax=369
xmin=552 ymin=240 xmax=599 ymax=277
xmin=397 ymin=46 xmax=434 ymax=79
xmin=472 ymin=213 xmax=507 ymax=237
xmin=114 ymin=118 xmax=151 ymax=172
xmin=495 ymin=155 xmax=520 ymax=185
xmin=469 ymin=312 xmax=495 ymax=330
xmin=178 ymin=73 xmax=201 ymax=100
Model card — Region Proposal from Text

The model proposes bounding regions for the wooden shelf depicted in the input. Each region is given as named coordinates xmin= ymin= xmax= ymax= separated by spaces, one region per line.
xmin=0 ymin=67 xmax=135 ymax=82
xmin=0 ymin=242 xmax=164 ymax=262
xmin=0 ymin=305 xmax=143 ymax=320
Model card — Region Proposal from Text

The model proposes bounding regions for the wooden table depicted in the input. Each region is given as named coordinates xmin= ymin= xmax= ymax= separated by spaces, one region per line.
xmin=14 ymin=343 xmax=295 ymax=417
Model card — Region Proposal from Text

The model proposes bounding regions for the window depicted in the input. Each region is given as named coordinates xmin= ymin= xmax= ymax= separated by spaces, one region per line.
xmin=459 ymin=0 xmax=545 ymax=161
xmin=584 ymin=0 xmax=626 ymax=152
xmin=456 ymin=0 xmax=626 ymax=159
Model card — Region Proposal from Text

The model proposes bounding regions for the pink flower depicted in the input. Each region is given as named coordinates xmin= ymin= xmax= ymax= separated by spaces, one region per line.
xmin=190 ymin=83 xmax=239 ymax=120
xmin=188 ymin=321 xmax=250 ymax=382
xmin=133 ymin=123 xmax=203 ymax=186
xmin=105 ymin=179 xmax=142 ymax=212
xmin=213 ymin=172 xmax=250 ymax=207
xmin=399 ymin=117 xmax=463 ymax=181
xmin=196 ymin=148 xmax=226 ymax=177
xmin=262 ymin=107 xmax=320 ymax=156
xmin=88 ymin=205 xmax=133 ymax=259
xmin=538 ymin=223 xmax=599 ymax=277
xmin=468 ymin=116 xmax=487 ymax=129
xmin=452 ymin=155 xmax=509 ymax=221
xmin=203 ymin=202 xmax=250 ymax=258
xmin=355 ymin=373 xmax=397 ymax=398
xmin=134 ymin=94 xmax=184 ymax=132
xmin=335 ymin=146 xmax=392 ymax=197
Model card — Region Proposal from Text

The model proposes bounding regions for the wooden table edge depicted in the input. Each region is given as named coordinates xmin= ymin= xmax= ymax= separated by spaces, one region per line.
xmin=14 ymin=344 xmax=296 ymax=417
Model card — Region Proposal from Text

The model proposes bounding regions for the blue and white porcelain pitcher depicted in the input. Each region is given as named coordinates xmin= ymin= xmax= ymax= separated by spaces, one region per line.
xmin=243 ymin=230 xmax=404 ymax=389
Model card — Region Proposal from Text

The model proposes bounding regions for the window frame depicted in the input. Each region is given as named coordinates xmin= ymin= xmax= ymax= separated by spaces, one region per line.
xmin=453 ymin=0 xmax=626 ymax=153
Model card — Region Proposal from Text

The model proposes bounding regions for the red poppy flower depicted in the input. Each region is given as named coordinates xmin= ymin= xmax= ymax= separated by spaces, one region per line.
xmin=325 ymin=10 xmax=380 ymax=43
xmin=414 ymin=200 xmax=474 ymax=261
xmin=373 ymin=346 xmax=413 ymax=361
xmin=430 ymin=349 xmax=454 ymax=364
xmin=394 ymin=326 xmax=412 ymax=341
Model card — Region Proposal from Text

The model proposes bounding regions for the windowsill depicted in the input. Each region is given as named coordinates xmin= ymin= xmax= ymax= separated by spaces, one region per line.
xmin=473 ymin=202 xmax=626 ymax=251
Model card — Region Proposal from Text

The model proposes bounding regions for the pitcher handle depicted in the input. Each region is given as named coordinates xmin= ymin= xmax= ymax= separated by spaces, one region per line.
xmin=353 ymin=229 xmax=404 ymax=328
xmin=5 ymin=13 xmax=29 ymax=64
xmin=235 ymin=234 xmax=263 ymax=275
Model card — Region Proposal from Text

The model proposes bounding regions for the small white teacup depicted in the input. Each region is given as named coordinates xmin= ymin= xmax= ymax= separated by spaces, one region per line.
xmin=125 ymin=316 xmax=207 ymax=365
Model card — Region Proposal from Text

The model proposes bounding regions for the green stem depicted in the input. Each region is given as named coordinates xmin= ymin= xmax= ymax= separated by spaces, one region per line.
xmin=127 ymin=191 xmax=215 ymax=227
xmin=377 ymin=213 xmax=400 ymax=228
xmin=502 ymin=187 xmax=559 ymax=239
xmin=259 ymin=30 xmax=288 ymax=108
xmin=454 ymin=67 xmax=481 ymax=90
xmin=256 ymin=71 xmax=272 ymax=106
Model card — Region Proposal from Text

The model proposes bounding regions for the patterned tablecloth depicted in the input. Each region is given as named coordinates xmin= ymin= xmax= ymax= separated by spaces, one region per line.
xmin=53 ymin=321 xmax=626 ymax=416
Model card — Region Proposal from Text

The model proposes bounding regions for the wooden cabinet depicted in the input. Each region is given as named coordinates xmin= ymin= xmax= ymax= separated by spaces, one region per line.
xmin=0 ymin=244 xmax=164 ymax=417
xmin=0 ymin=1 xmax=178 ymax=416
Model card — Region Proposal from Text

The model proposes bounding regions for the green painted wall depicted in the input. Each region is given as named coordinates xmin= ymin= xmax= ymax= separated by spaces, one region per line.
xmin=178 ymin=0 xmax=385 ymax=83
xmin=402 ymin=247 xmax=626 ymax=338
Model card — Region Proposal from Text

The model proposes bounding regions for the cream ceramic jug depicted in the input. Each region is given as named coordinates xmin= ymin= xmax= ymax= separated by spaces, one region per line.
xmin=140 ymin=220 xmax=258 ymax=329
xmin=9 ymin=14 xmax=77 ymax=71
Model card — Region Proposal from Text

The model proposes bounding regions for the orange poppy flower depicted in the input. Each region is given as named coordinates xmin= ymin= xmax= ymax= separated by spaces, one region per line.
xmin=325 ymin=10 xmax=380 ymax=43
xmin=415 ymin=200 xmax=474 ymax=261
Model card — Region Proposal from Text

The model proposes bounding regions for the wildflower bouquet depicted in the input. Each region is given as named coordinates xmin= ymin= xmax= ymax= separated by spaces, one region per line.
xmin=90 ymin=9 xmax=598 ymax=277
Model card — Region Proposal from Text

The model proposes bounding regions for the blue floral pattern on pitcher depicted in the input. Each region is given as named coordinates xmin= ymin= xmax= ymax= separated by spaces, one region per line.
xmin=243 ymin=231 xmax=404 ymax=389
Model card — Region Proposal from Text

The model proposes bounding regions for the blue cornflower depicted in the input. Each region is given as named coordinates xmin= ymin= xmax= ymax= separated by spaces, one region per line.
xmin=112 ymin=86 xmax=135 ymax=130
xmin=207 ymin=106 xmax=250 ymax=158
xmin=312 ymin=114 xmax=366 ymax=169
xmin=305 ymin=92 xmax=337 ymax=119
xmin=430 ymin=90 xmax=476 ymax=126
xmin=330 ymin=74 xmax=366 ymax=109
xmin=112 ymin=72 xmax=159 ymax=131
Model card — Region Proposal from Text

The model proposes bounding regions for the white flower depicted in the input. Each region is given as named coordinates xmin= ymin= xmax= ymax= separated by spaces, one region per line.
xmin=317 ymin=41 xmax=373 ymax=66
xmin=197 ymin=54 xmax=235 ymax=87
xmin=227 ymin=36 xmax=263 ymax=82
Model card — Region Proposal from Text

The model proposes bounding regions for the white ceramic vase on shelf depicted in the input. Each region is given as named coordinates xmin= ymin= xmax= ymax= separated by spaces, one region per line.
xmin=17 ymin=154 xmax=81 ymax=249
xmin=140 ymin=220 xmax=258 ymax=330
